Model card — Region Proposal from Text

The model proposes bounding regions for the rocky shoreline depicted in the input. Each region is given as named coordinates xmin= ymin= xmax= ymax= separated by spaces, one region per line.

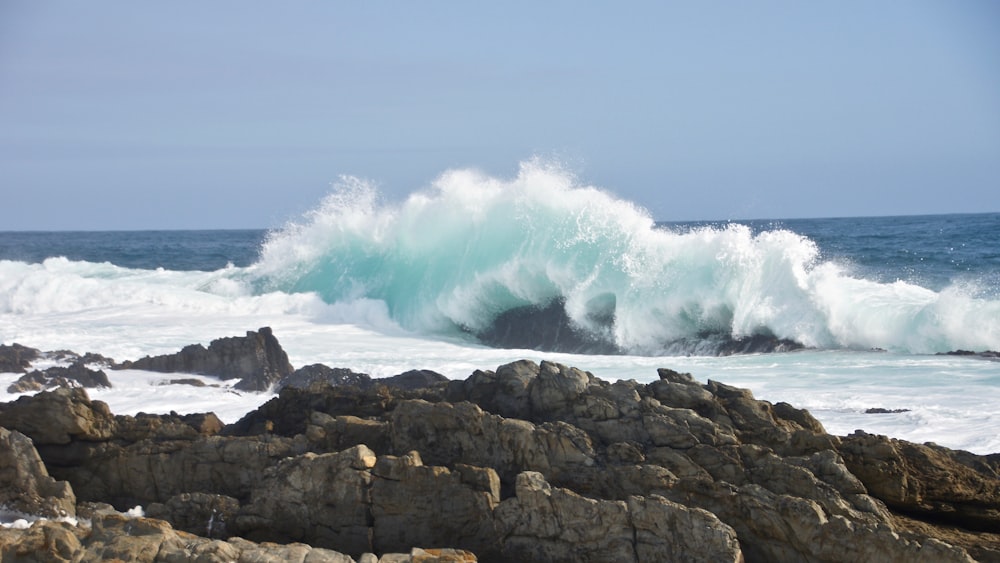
xmin=1 ymin=328 xmax=999 ymax=562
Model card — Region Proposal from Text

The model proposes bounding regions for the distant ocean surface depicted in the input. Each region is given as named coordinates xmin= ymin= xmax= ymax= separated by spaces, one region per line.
xmin=2 ymin=163 xmax=999 ymax=453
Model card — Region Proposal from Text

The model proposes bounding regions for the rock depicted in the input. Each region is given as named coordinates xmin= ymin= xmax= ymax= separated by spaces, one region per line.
xmin=446 ymin=360 xmax=539 ymax=420
xmin=7 ymin=362 xmax=111 ymax=393
xmin=237 ymin=445 xmax=378 ymax=555
xmin=145 ymin=492 xmax=240 ymax=538
xmin=0 ymin=387 xmax=116 ymax=445
xmin=473 ymin=298 xmax=621 ymax=354
xmin=118 ymin=326 xmax=293 ymax=391
xmin=388 ymin=399 xmax=596 ymax=487
xmin=380 ymin=369 xmax=449 ymax=391
xmin=371 ymin=452 xmax=500 ymax=556
xmin=0 ymin=513 xmax=360 ymax=562
xmin=279 ymin=364 xmax=375 ymax=392
xmin=939 ymin=350 xmax=1000 ymax=360
xmin=2 ymin=336 xmax=997 ymax=562
xmin=839 ymin=430 xmax=1000 ymax=532
xmin=0 ymin=343 xmax=39 ymax=373
xmin=494 ymin=471 xmax=743 ymax=562
xmin=0 ymin=427 xmax=76 ymax=519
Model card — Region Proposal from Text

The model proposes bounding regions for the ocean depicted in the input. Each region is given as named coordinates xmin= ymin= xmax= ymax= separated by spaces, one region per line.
xmin=2 ymin=164 xmax=999 ymax=453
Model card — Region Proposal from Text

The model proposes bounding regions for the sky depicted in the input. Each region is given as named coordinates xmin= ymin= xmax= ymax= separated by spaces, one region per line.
xmin=1 ymin=1 xmax=998 ymax=230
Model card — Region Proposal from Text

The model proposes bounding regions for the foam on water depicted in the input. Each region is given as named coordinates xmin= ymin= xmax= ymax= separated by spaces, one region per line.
xmin=249 ymin=160 xmax=1000 ymax=354
xmin=1 ymin=160 xmax=998 ymax=454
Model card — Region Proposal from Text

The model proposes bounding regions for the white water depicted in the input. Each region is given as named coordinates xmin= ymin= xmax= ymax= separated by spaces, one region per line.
xmin=1 ymin=161 xmax=998 ymax=454
xmin=1 ymin=295 xmax=997 ymax=454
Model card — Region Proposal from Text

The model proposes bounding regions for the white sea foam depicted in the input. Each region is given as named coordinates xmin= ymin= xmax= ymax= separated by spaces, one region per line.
xmin=1 ymin=162 xmax=998 ymax=454
xmin=249 ymin=160 xmax=1000 ymax=354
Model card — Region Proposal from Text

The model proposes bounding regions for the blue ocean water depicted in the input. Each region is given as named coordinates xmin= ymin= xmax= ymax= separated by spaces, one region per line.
xmin=0 ymin=229 xmax=265 ymax=271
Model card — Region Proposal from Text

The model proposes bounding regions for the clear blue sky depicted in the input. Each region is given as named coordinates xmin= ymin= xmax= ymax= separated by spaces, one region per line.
xmin=2 ymin=1 xmax=998 ymax=230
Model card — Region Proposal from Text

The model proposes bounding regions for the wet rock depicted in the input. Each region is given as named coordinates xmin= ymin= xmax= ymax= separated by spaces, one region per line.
xmin=118 ymin=326 xmax=293 ymax=391
xmin=7 ymin=362 xmax=111 ymax=393
xmin=0 ymin=343 xmax=39 ymax=373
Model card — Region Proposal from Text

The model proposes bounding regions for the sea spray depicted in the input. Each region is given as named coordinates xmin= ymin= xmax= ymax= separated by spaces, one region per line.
xmin=249 ymin=160 xmax=1000 ymax=354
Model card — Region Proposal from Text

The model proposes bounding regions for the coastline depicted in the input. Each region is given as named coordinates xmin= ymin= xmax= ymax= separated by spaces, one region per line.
xmin=2 ymin=328 xmax=999 ymax=561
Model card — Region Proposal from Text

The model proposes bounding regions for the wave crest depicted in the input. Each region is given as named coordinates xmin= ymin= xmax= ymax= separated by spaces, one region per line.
xmin=249 ymin=160 xmax=1000 ymax=355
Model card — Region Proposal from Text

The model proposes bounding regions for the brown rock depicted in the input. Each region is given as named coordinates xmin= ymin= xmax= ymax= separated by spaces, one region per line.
xmin=0 ymin=427 xmax=76 ymax=519
xmin=0 ymin=387 xmax=116 ymax=445
xmin=0 ymin=343 xmax=39 ymax=373
xmin=839 ymin=430 xmax=1000 ymax=532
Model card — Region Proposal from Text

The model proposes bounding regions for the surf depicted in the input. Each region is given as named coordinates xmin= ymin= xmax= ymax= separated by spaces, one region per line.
xmin=245 ymin=160 xmax=1000 ymax=355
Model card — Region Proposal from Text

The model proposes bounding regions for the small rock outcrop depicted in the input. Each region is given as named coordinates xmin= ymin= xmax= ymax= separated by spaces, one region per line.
xmin=0 ymin=343 xmax=39 ymax=373
xmin=117 ymin=326 xmax=293 ymax=391
xmin=7 ymin=362 xmax=111 ymax=393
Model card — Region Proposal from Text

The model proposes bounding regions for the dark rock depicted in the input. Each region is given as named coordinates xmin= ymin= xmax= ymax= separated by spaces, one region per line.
xmin=0 ymin=343 xmax=39 ymax=373
xmin=473 ymin=298 xmax=621 ymax=354
xmin=381 ymin=369 xmax=448 ymax=391
xmin=145 ymin=492 xmax=240 ymax=539
xmin=278 ymin=364 xmax=374 ymax=392
xmin=472 ymin=300 xmax=806 ymax=356
xmin=118 ymin=326 xmax=293 ymax=391
xmin=165 ymin=377 xmax=210 ymax=387
xmin=939 ymin=350 xmax=1000 ymax=360
xmin=2 ymin=335 xmax=997 ymax=562
xmin=7 ymin=362 xmax=111 ymax=393
xmin=865 ymin=407 xmax=912 ymax=414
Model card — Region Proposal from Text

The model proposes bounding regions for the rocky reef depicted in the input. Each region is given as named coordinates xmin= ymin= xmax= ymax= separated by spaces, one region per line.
xmin=1 ymin=329 xmax=999 ymax=562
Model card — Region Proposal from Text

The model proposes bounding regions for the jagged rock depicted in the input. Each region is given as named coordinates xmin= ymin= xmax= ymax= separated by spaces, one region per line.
xmin=0 ymin=343 xmax=39 ymax=373
xmin=839 ymin=430 xmax=1000 ymax=532
xmin=306 ymin=411 xmax=391 ymax=454
xmin=0 ymin=427 xmax=76 ymax=519
xmin=388 ymin=399 xmax=596 ymax=487
xmin=0 ymin=387 xmax=116 ymax=445
xmin=118 ymin=326 xmax=293 ymax=391
xmin=371 ymin=451 xmax=500 ymax=556
xmin=2 ymin=343 xmax=997 ymax=562
xmin=237 ymin=445 xmax=378 ymax=554
xmin=494 ymin=471 xmax=743 ymax=562
xmin=0 ymin=513 xmax=361 ymax=562
xmin=145 ymin=492 xmax=240 ymax=538
xmin=7 ymin=362 xmax=111 ymax=393
xmin=279 ymin=364 xmax=375 ymax=391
